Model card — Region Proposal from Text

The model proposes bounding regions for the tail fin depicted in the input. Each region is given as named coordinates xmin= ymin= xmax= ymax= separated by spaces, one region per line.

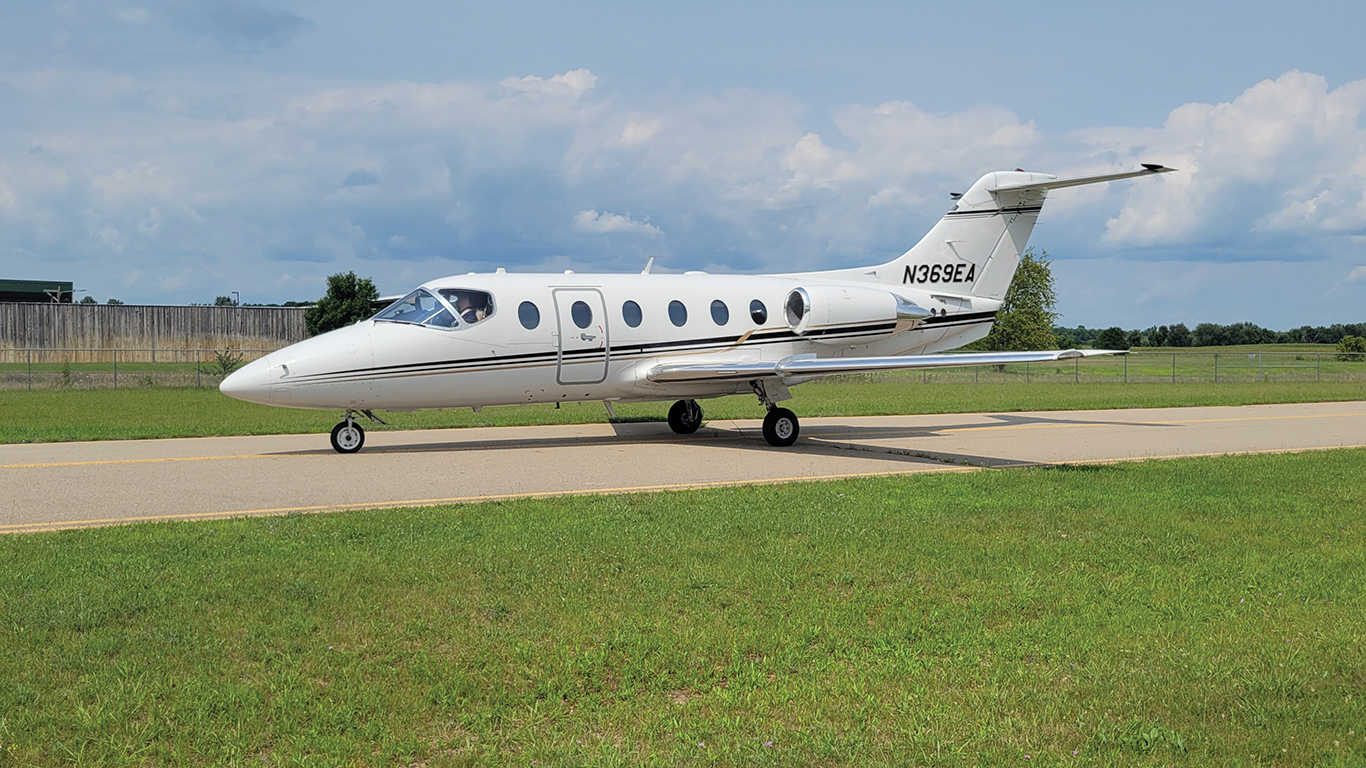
xmin=873 ymin=166 xmax=1174 ymax=299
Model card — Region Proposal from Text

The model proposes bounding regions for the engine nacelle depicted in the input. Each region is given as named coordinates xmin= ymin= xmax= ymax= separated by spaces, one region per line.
xmin=784 ymin=285 xmax=930 ymax=345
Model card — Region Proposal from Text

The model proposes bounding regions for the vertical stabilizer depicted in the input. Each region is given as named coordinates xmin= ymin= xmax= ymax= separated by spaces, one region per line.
xmin=856 ymin=165 xmax=1174 ymax=299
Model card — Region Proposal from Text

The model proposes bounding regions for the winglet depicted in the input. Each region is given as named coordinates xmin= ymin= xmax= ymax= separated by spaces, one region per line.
xmin=641 ymin=257 xmax=654 ymax=275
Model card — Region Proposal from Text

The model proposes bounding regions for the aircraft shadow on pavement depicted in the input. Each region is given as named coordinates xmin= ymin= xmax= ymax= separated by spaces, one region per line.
xmin=263 ymin=411 xmax=1168 ymax=468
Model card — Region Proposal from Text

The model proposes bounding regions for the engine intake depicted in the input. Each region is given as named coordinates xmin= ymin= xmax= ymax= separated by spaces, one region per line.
xmin=784 ymin=285 xmax=929 ymax=344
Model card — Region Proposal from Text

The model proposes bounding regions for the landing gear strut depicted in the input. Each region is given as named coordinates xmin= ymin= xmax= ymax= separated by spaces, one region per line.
xmin=752 ymin=380 xmax=799 ymax=447
xmin=330 ymin=411 xmax=365 ymax=454
xmin=667 ymin=399 xmax=704 ymax=434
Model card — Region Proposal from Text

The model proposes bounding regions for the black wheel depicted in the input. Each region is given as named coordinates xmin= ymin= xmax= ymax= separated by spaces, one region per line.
xmin=762 ymin=408 xmax=799 ymax=447
xmin=330 ymin=421 xmax=365 ymax=454
xmin=667 ymin=399 xmax=704 ymax=434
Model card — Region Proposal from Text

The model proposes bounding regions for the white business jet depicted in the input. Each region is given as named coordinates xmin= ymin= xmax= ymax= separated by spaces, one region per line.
xmin=222 ymin=165 xmax=1172 ymax=453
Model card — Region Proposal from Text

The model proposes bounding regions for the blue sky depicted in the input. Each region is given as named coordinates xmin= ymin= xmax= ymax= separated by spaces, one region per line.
xmin=2 ymin=0 xmax=1365 ymax=329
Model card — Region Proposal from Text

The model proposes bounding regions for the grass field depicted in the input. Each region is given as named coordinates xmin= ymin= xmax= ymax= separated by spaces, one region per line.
xmin=1 ymin=449 xmax=1363 ymax=765
xmin=2 ymin=378 xmax=1364 ymax=444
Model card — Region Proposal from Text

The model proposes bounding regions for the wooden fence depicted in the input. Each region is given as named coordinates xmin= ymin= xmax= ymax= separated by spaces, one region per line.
xmin=0 ymin=303 xmax=307 ymax=361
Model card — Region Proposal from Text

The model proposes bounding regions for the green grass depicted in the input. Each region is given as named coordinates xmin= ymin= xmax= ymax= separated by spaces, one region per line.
xmin=1 ymin=379 xmax=1365 ymax=444
xmin=2 ymin=449 xmax=1364 ymax=765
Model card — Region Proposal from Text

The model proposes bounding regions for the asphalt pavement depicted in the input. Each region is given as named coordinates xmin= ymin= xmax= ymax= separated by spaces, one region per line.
xmin=3 ymin=401 xmax=1363 ymax=533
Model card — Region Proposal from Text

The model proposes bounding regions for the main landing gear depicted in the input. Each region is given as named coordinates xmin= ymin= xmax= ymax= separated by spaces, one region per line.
xmin=329 ymin=410 xmax=386 ymax=454
xmin=667 ymin=399 xmax=704 ymax=434
xmin=752 ymin=381 xmax=799 ymax=447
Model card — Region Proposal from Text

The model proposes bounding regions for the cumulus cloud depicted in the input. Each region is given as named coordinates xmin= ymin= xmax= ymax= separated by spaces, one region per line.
xmin=1090 ymin=71 xmax=1366 ymax=248
xmin=572 ymin=210 xmax=662 ymax=237
xmin=2 ymin=62 xmax=1364 ymax=325
xmin=1345 ymin=265 xmax=1366 ymax=284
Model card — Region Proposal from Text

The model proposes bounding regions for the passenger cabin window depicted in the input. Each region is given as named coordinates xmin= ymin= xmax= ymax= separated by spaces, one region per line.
xmin=438 ymin=289 xmax=495 ymax=326
xmin=710 ymin=299 xmax=729 ymax=325
xmin=622 ymin=300 xmax=642 ymax=328
xmin=518 ymin=301 xmax=540 ymax=330
xmin=668 ymin=300 xmax=687 ymax=327
xmin=373 ymin=288 xmax=457 ymax=329
xmin=750 ymin=299 xmax=767 ymax=324
xmin=571 ymin=300 xmax=593 ymax=329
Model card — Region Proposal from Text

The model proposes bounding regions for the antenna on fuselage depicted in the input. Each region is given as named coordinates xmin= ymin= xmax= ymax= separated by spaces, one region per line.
xmin=641 ymin=257 xmax=655 ymax=275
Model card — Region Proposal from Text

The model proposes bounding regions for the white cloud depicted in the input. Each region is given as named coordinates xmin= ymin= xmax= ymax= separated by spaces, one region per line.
xmin=2 ymin=63 xmax=1365 ymax=323
xmin=1345 ymin=266 xmax=1366 ymax=284
xmin=1089 ymin=71 xmax=1366 ymax=246
xmin=572 ymin=210 xmax=662 ymax=237
xmin=499 ymin=69 xmax=597 ymax=96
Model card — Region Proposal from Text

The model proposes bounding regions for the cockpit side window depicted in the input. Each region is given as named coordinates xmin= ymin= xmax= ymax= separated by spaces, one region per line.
xmin=373 ymin=289 xmax=457 ymax=329
xmin=438 ymin=289 xmax=495 ymax=326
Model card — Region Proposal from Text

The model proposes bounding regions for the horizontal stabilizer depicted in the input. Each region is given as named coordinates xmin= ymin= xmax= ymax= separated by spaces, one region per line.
xmin=988 ymin=165 xmax=1175 ymax=194
xmin=647 ymin=349 xmax=1122 ymax=383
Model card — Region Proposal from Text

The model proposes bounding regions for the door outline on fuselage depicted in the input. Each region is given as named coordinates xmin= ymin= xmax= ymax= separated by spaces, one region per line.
xmin=552 ymin=288 xmax=610 ymax=386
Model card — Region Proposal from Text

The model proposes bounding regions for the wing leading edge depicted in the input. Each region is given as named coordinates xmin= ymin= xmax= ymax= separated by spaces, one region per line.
xmin=646 ymin=349 xmax=1122 ymax=383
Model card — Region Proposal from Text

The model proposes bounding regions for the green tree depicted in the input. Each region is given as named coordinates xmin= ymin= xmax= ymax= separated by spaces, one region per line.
xmin=305 ymin=271 xmax=379 ymax=336
xmin=214 ymin=295 xmax=238 ymax=307
xmin=106 ymin=298 xmax=124 ymax=305
xmin=974 ymin=248 xmax=1059 ymax=351
xmin=1167 ymin=323 xmax=1192 ymax=347
xmin=79 ymin=295 xmax=97 ymax=304
xmin=1336 ymin=335 xmax=1366 ymax=362
xmin=1095 ymin=326 xmax=1131 ymax=350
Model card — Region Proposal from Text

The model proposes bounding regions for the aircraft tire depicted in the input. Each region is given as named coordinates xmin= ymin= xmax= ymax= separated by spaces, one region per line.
xmin=667 ymin=399 xmax=704 ymax=434
xmin=762 ymin=408 xmax=800 ymax=447
xmin=330 ymin=421 xmax=366 ymax=454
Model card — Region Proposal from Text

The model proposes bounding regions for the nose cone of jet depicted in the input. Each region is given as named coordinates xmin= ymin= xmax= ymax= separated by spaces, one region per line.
xmin=220 ymin=354 xmax=275 ymax=405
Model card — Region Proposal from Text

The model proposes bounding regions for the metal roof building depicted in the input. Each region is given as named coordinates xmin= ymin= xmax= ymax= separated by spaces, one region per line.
xmin=0 ymin=279 xmax=75 ymax=303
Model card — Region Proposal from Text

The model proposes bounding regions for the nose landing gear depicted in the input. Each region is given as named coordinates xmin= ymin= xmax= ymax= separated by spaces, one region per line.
xmin=329 ymin=410 xmax=385 ymax=454
xmin=330 ymin=412 xmax=365 ymax=454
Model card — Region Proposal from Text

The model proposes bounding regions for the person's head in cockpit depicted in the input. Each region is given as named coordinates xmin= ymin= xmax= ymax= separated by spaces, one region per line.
xmin=456 ymin=294 xmax=480 ymax=324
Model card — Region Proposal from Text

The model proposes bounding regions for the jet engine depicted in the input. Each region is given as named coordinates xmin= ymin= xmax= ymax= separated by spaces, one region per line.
xmin=784 ymin=285 xmax=931 ymax=345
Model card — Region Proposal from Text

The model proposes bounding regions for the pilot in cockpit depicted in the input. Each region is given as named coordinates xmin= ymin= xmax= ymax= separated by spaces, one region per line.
xmin=454 ymin=293 xmax=487 ymax=325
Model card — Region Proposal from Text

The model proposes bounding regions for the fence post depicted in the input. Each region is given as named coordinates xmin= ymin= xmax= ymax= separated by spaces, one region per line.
xmin=975 ymin=365 xmax=978 ymax=384
xmin=27 ymin=348 xmax=32 ymax=391
xmin=1026 ymin=362 xmax=1030 ymax=383
xmin=1172 ymin=353 xmax=1176 ymax=384
xmin=1317 ymin=353 xmax=1321 ymax=381
xmin=1075 ymin=357 xmax=1079 ymax=384
xmin=196 ymin=349 xmax=201 ymax=389
xmin=1124 ymin=353 xmax=1128 ymax=383
xmin=113 ymin=348 xmax=118 ymax=389
xmin=1214 ymin=353 xmax=1218 ymax=383
xmin=1258 ymin=352 xmax=1263 ymax=382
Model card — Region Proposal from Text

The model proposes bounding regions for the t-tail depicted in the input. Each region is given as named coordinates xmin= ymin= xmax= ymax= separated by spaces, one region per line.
xmin=860 ymin=165 xmax=1175 ymax=299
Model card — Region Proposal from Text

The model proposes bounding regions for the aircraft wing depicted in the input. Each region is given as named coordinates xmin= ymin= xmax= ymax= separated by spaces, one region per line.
xmin=646 ymin=349 xmax=1121 ymax=382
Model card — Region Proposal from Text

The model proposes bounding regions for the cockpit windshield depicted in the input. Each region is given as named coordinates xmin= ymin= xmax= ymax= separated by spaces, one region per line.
xmin=373 ymin=289 xmax=457 ymax=328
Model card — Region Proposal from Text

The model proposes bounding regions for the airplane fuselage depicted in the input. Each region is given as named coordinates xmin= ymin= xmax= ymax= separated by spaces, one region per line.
xmin=228 ymin=271 xmax=997 ymax=412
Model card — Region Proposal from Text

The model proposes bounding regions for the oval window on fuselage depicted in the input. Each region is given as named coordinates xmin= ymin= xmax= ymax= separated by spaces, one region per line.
xmin=750 ymin=299 xmax=767 ymax=324
xmin=622 ymin=300 xmax=642 ymax=328
xmin=668 ymin=300 xmax=687 ymax=327
xmin=518 ymin=301 xmax=540 ymax=329
xmin=571 ymin=300 xmax=593 ymax=329
xmin=711 ymin=300 xmax=729 ymax=325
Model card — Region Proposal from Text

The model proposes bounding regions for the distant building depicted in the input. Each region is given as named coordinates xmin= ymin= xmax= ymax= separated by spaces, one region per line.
xmin=0 ymin=279 xmax=75 ymax=303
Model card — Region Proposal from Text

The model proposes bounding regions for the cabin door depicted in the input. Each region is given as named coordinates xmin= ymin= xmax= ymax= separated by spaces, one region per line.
xmin=553 ymin=288 xmax=610 ymax=385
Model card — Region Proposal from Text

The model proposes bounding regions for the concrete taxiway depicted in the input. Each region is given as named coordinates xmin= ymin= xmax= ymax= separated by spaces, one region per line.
xmin=2 ymin=401 xmax=1363 ymax=533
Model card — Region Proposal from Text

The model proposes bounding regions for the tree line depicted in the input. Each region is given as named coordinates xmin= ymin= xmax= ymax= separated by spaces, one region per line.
xmin=1055 ymin=321 xmax=1366 ymax=350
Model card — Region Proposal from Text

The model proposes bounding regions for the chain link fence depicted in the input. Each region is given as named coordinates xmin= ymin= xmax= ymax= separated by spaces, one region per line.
xmin=0 ymin=348 xmax=273 ymax=390
xmin=1 ymin=348 xmax=1363 ymax=391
